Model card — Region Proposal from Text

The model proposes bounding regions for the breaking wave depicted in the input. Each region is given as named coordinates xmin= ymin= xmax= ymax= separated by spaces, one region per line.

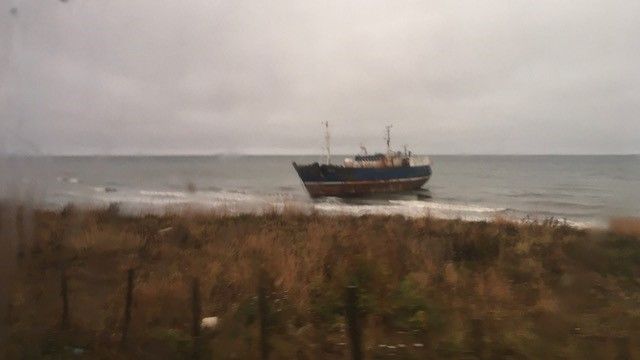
xmin=388 ymin=200 xmax=507 ymax=213
xmin=313 ymin=199 xmax=507 ymax=220
xmin=139 ymin=190 xmax=187 ymax=198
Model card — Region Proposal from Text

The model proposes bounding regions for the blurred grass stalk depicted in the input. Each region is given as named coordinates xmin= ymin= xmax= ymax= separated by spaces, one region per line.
xmin=0 ymin=202 xmax=18 ymax=346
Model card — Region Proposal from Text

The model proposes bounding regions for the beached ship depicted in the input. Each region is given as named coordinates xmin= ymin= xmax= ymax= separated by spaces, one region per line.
xmin=293 ymin=123 xmax=432 ymax=197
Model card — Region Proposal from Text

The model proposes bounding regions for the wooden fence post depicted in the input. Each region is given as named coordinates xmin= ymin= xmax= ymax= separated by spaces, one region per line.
xmin=258 ymin=273 xmax=269 ymax=360
xmin=16 ymin=207 xmax=25 ymax=259
xmin=60 ymin=267 xmax=69 ymax=329
xmin=121 ymin=269 xmax=135 ymax=347
xmin=191 ymin=277 xmax=201 ymax=360
xmin=615 ymin=336 xmax=630 ymax=360
xmin=470 ymin=318 xmax=485 ymax=359
xmin=345 ymin=285 xmax=362 ymax=360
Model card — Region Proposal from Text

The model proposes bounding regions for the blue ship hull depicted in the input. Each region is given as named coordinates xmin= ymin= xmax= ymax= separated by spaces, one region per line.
xmin=292 ymin=162 xmax=432 ymax=197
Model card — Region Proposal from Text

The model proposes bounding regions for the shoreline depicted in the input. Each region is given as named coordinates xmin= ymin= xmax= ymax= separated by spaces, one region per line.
xmin=25 ymin=198 xmax=609 ymax=230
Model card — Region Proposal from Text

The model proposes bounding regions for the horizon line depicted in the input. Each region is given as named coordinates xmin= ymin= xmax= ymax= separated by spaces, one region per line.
xmin=2 ymin=152 xmax=638 ymax=157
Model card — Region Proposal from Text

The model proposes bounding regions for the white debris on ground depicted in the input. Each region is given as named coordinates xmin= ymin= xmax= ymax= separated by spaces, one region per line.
xmin=200 ymin=316 xmax=219 ymax=330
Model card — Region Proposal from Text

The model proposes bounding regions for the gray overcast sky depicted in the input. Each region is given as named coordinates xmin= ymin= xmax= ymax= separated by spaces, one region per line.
xmin=1 ymin=0 xmax=639 ymax=155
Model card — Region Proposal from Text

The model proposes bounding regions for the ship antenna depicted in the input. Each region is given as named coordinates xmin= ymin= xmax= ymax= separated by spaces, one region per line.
xmin=323 ymin=121 xmax=331 ymax=164
xmin=360 ymin=143 xmax=368 ymax=155
xmin=385 ymin=125 xmax=393 ymax=153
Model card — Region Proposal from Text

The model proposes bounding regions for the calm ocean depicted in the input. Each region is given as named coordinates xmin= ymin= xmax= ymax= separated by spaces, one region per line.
xmin=3 ymin=155 xmax=639 ymax=227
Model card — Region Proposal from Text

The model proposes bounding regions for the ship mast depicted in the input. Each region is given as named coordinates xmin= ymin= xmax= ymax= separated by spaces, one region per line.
xmin=385 ymin=125 xmax=393 ymax=153
xmin=323 ymin=121 xmax=331 ymax=165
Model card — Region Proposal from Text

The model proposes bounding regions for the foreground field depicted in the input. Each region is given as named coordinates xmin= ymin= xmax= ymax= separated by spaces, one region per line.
xmin=2 ymin=205 xmax=640 ymax=359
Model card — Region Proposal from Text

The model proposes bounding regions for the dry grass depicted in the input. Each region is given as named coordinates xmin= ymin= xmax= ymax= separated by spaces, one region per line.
xmin=610 ymin=217 xmax=640 ymax=237
xmin=2 ymin=204 xmax=640 ymax=359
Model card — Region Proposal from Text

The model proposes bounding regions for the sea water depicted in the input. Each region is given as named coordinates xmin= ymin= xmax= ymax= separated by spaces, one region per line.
xmin=2 ymin=155 xmax=639 ymax=227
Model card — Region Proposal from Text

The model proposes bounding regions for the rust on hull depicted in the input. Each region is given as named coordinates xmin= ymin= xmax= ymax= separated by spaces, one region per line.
xmin=303 ymin=176 xmax=429 ymax=198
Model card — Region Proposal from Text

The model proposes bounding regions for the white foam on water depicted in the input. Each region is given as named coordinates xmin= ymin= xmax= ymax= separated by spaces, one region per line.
xmin=102 ymin=189 xmax=271 ymax=214
xmin=45 ymin=187 xmax=607 ymax=228
xmin=312 ymin=200 xmax=504 ymax=221
xmin=197 ymin=190 xmax=261 ymax=203
xmin=139 ymin=190 xmax=187 ymax=198
xmin=388 ymin=200 xmax=507 ymax=214
xmin=54 ymin=187 xmax=511 ymax=222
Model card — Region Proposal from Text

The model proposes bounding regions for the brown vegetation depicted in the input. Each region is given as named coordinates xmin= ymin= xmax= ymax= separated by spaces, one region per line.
xmin=1 ymin=203 xmax=640 ymax=359
xmin=610 ymin=217 xmax=640 ymax=237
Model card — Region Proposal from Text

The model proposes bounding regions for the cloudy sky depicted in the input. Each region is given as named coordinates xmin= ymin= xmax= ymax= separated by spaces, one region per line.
xmin=1 ymin=0 xmax=639 ymax=155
